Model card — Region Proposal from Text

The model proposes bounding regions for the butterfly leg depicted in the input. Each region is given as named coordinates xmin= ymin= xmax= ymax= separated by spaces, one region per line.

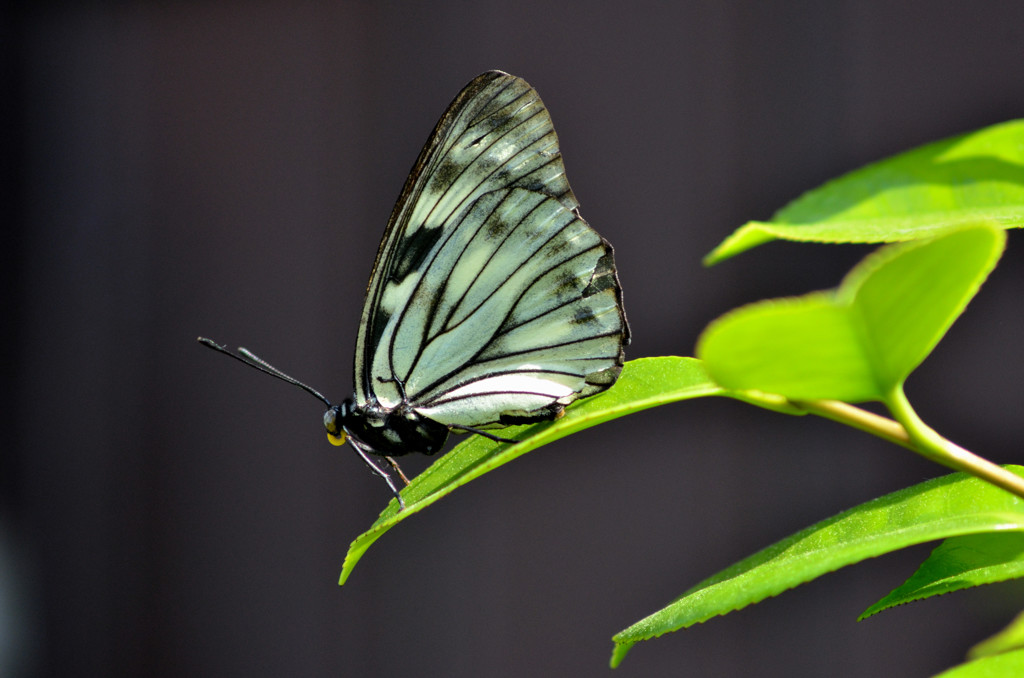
xmin=349 ymin=438 xmax=406 ymax=509
xmin=384 ymin=456 xmax=412 ymax=485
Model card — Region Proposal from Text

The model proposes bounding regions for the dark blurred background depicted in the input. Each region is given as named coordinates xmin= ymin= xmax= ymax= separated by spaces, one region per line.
xmin=4 ymin=2 xmax=1024 ymax=676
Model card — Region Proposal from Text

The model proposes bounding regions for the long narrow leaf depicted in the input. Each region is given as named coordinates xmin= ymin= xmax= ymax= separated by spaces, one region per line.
xmin=340 ymin=357 xmax=722 ymax=584
xmin=611 ymin=467 xmax=1024 ymax=668
xmin=706 ymin=119 xmax=1024 ymax=264
xmin=861 ymin=533 xmax=1024 ymax=620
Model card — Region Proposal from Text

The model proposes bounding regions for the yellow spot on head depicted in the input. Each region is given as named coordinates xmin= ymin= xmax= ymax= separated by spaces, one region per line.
xmin=327 ymin=431 xmax=347 ymax=446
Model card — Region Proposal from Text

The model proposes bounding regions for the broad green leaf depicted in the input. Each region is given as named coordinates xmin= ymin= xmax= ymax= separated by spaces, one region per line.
xmin=610 ymin=467 xmax=1024 ymax=668
xmin=697 ymin=294 xmax=876 ymax=401
xmin=705 ymin=119 xmax=1024 ymax=264
xmin=969 ymin=611 xmax=1024 ymax=660
xmin=931 ymin=648 xmax=1024 ymax=678
xmin=860 ymin=533 xmax=1024 ymax=620
xmin=843 ymin=224 xmax=1005 ymax=388
xmin=697 ymin=224 xmax=1005 ymax=402
xmin=340 ymin=357 xmax=721 ymax=584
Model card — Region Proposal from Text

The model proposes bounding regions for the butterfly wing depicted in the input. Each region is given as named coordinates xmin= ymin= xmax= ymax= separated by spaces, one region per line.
xmin=354 ymin=71 xmax=628 ymax=428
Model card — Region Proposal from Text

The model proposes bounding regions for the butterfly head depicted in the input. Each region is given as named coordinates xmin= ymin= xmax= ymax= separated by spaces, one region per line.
xmin=324 ymin=398 xmax=356 ymax=447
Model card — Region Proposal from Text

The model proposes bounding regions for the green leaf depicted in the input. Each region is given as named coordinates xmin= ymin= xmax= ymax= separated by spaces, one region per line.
xmin=698 ymin=293 xmax=875 ymax=401
xmin=696 ymin=224 xmax=1005 ymax=402
xmin=610 ymin=467 xmax=1024 ymax=668
xmin=861 ymin=533 xmax=1024 ymax=619
xmin=930 ymin=648 xmax=1024 ymax=678
xmin=969 ymin=611 xmax=1024 ymax=660
xmin=705 ymin=119 xmax=1024 ymax=264
xmin=340 ymin=357 xmax=722 ymax=585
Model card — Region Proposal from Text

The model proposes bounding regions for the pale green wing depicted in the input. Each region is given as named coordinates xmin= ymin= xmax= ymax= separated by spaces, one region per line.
xmin=356 ymin=71 xmax=628 ymax=427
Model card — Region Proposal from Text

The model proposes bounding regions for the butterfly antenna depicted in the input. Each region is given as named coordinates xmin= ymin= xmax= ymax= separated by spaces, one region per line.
xmin=197 ymin=337 xmax=332 ymax=407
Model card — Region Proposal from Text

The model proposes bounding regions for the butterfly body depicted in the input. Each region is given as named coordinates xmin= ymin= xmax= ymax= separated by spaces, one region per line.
xmin=324 ymin=397 xmax=450 ymax=457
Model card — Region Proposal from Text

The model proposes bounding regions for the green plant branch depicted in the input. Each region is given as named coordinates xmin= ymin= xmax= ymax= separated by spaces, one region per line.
xmin=885 ymin=385 xmax=1024 ymax=500
xmin=792 ymin=393 xmax=1024 ymax=501
xmin=790 ymin=398 xmax=914 ymax=450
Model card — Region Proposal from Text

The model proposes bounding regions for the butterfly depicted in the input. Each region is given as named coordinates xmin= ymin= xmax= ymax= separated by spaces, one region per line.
xmin=200 ymin=71 xmax=629 ymax=508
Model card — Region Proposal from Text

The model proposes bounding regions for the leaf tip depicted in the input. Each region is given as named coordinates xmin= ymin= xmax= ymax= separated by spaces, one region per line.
xmin=338 ymin=553 xmax=358 ymax=585
xmin=609 ymin=641 xmax=634 ymax=668
xmin=703 ymin=222 xmax=777 ymax=266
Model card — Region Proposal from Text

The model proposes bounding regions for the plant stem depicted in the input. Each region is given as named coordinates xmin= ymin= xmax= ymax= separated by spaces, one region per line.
xmin=793 ymin=392 xmax=1024 ymax=501
xmin=790 ymin=399 xmax=913 ymax=450
xmin=884 ymin=385 xmax=1024 ymax=500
